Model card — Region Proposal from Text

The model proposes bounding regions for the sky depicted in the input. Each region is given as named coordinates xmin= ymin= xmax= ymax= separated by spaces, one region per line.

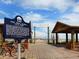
xmin=0 ymin=0 xmax=79 ymax=39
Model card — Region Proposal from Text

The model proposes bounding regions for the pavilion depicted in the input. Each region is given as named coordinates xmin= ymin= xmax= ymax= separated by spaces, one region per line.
xmin=52 ymin=21 xmax=79 ymax=49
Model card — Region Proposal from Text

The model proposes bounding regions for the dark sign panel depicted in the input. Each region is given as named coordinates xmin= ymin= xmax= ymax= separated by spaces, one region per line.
xmin=4 ymin=15 xmax=31 ymax=39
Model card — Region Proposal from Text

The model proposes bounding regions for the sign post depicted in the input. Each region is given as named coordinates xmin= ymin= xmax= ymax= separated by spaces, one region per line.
xmin=3 ymin=15 xmax=31 ymax=59
xmin=18 ymin=43 xmax=21 ymax=59
xmin=18 ymin=40 xmax=21 ymax=59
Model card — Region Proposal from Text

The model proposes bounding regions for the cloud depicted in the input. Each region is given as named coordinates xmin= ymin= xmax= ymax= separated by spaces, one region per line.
xmin=73 ymin=3 xmax=79 ymax=13
xmin=19 ymin=0 xmax=74 ymax=12
xmin=0 ymin=19 xmax=4 ymax=24
xmin=59 ymin=13 xmax=79 ymax=26
xmin=23 ymin=12 xmax=56 ymax=38
xmin=0 ymin=10 xmax=9 ymax=18
xmin=0 ymin=10 xmax=7 ymax=16
xmin=31 ymin=19 xmax=55 ymax=29
xmin=23 ymin=12 xmax=46 ymax=22
xmin=23 ymin=12 xmax=55 ymax=27
xmin=42 ymin=21 xmax=56 ymax=30
xmin=23 ymin=12 xmax=55 ymax=29
xmin=1 ymin=0 xmax=15 ymax=4
xmin=57 ymin=1 xmax=79 ymax=27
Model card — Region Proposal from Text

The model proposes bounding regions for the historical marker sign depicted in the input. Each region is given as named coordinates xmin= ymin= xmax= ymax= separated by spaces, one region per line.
xmin=3 ymin=15 xmax=31 ymax=39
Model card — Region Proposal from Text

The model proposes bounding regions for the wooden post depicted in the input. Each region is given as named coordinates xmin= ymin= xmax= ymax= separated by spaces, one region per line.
xmin=66 ymin=33 xmax=68 ymax=43
xmin=76 ymin=33 xmax=78 ymax=43
xmin=47 ymin=27 xmax=50 ymax=44
xmin=56 ymin=33 xmax=58 ymax=44
xmin=71 ymin=32 xmax=75 ymax=49
xmin=52 ymin=33 xmax=55 ymax=45
xmin=29 ymin=21 xmax=32 ymax=43
xmin=34 ymin=26 xmax=36 ymax=44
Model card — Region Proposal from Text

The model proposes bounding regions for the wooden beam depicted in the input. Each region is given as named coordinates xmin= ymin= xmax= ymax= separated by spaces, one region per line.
xmin=66 ymin=33 xmax=68 ymax=43
xmin=56 ymin=33 xmax=58 ymax=44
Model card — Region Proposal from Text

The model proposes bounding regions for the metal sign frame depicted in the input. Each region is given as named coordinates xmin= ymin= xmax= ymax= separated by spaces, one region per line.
xmin=3 ymin=15 xmax=31 ymax=40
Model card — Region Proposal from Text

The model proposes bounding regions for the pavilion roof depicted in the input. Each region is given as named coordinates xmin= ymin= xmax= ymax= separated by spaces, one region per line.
xmin=52 ymin=21 xmax=79 ymax=33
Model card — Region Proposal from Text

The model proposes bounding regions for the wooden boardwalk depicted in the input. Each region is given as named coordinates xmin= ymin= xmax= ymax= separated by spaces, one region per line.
xmin=0 ymin=40 xmax=79 ymax=59
xmin=27 ymin=41 xmax=79 ymax=59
